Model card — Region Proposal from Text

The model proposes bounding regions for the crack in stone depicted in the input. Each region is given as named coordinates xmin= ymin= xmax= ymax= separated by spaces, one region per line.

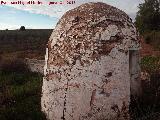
xmin=61 ymin=80 xmax=69 ymax=120
xmin=90 ymin=89 xmax=97 ymax=107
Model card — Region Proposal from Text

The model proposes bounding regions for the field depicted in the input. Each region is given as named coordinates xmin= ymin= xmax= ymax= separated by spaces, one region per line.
xmin=0 ymin=29 xmax=52 ymax=59
xmin=0 ymin=59 xmax=46 ymax=120
xmin=0 ymin=29 xmax=51 ymax=120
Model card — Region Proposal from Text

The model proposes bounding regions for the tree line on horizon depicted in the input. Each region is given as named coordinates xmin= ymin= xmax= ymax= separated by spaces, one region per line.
xmin=135 ymin=0 xmax=160 ymax=50
xmin=135 ymin=0 xmax=160 ymax=34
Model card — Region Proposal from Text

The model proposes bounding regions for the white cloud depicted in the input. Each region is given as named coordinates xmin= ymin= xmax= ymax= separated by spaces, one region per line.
xmin=5 ymin=0 xmax=143 ymax=20
xmin=0 ymin=22 xmax=20 ymax=30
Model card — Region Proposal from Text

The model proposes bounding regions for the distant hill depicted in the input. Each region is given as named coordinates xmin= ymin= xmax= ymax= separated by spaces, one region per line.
xmin=0 ymin=29 xmax=52 ymax=59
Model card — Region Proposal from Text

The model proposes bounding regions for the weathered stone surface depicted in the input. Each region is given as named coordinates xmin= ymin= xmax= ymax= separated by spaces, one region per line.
xmin=41 ymin=2 xmax=141 ymax=120
xmin=25 ymin=58 xmax=45 ymax=74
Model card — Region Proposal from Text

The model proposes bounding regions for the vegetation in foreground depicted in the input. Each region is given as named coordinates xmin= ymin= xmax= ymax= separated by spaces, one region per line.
xmin=0 ymin=59 xmax=46 ymax=120
xmin=135 ymin=0 xmax=160 ymax=50
xmin=133 ymin=1 xmax=160 ymax=118
xmin=131 ymin=56 xmax=160 ymax=120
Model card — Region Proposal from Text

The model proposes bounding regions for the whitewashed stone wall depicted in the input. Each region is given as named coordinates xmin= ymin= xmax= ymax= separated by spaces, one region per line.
xmin=25 ymin=58 xmax=45 ymax=74
xmin=41 ymin=2 xmax=141 ymax=120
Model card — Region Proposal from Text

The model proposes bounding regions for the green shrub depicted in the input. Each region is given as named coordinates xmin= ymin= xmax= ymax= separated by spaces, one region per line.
xmin=141 ymin=56 xmax=160 ymax=73
xmin=143 ymin=31 xmax=160 ymax=50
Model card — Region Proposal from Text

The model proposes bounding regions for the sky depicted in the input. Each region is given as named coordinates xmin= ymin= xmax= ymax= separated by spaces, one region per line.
xmin=0 ymin=0 xmax=144 ymax=30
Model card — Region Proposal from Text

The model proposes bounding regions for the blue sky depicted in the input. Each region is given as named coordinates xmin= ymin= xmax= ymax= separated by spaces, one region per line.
xmin=0 ymin=5 xmax=58 ymax=29
xmin=0 ymin=0 xmax=143 ymax=30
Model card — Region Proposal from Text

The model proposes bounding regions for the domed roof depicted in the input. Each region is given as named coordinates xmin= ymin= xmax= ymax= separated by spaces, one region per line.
xmin=59 ymin=2 xmax=131 ymax=27
xmin=47 ymin=2 xmax=139 ymax=66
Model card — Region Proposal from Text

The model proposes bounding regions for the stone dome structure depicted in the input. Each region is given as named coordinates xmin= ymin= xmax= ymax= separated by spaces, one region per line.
xmin=41 ymin=2 xmax=141 ymax=120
